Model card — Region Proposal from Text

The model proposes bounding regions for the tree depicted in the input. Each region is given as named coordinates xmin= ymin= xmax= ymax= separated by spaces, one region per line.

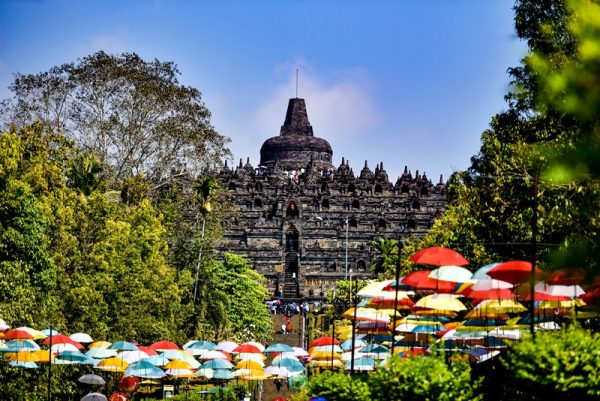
xmin=369 ymin=237 xmax=398 ymax=276
xmin=2 ymin=51 xmax=230 ymax=184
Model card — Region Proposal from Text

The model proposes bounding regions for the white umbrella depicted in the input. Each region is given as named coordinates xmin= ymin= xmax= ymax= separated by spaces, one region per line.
xmin=50 ymin=343 xmax=79 ymax=353
xmin=117 ymin=350 xmax=150 ymax=364
xmin=0 ymin=318 xmax=9 ymax=331
xmin=244 ymin=341 xmax=265 ymax=352
xmin=70 ymin=333 xmax=94 ymax=343
xmin=535 ymin=282 xmax=585 ymax=298
xmin=198 ymin=350 xmax=229 ymax=360
xmin=429 ymin=265 xmax=474 ymax=282
xmin=217 ymin=341 xmax=238 ymax=353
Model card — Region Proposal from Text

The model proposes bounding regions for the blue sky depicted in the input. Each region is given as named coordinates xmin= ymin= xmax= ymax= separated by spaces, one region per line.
xmin=0 ymin=0 xmax=526 ymax=181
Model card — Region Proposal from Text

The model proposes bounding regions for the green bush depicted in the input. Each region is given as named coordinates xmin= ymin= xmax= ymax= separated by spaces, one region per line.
xmin=305 ymin=370 xmax=371 ymax=401
xmin=502 ymin=325 xmax=600 ymax=399
xmin=368 ymin=355 xmax=482 ymax=401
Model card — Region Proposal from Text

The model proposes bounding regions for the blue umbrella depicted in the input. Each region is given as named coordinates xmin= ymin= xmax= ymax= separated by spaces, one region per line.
xmin=473 ymin=263 xmax=501 ymax=280
xmin=55 ymin=350 xmax=95 ymax=365
xmin=345 ymin=356 xmax=376 ymax=371
xmin=9 ymin=361 xmax=38 ymax=369
xmin=340 ymin=339 xmax=367 ymax=351
xmin=4 ymin=340 xmax=40 ymax=352
xmin=145 ymin=354 xmax=170 ymax=367
xmin=41 ymin=328 xmax=61 ymax=336
xmin=125 ymin=360 xmax=166 ymax=379
xmin=201 ymin=359 xmax=233 ymax=370
xmin=213 ymin=369 xmax=234 ymax=380
xmin=108 ymin=341 xmax=138 ymax=351
xmin=265 ymin=343 xmax=294 ymax=353
xmin=184 ymin=340 xmax=217 ymax=350
xmin=359 ymin=344 xmax=389 ymax=354
xmin=86 ymin=347 xmax=117 ymax=359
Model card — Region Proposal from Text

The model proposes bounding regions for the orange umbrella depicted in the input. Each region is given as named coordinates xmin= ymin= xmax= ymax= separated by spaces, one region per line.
xmin=410 ymin=247 xmax=468 ymax=266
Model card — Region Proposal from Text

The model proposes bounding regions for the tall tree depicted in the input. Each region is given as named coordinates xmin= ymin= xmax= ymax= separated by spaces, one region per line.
xmin=2 ymin=51 xmax=230 ymax=184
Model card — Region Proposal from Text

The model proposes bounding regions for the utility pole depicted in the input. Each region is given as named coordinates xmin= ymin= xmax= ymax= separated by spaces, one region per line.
xmin=530 ymin=175 xmax=538 ymax=337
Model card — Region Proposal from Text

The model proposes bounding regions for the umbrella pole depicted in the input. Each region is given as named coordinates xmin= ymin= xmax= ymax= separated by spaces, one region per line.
xmin=391 ymin=239 xmax=404 ymax=357
xmin=47 ymin=322 xmax=53 ymax=401
xmin=350 ymin=278 xmax=357 ymax=375
xmin=331 ymin=318 xmax=335 ymax=370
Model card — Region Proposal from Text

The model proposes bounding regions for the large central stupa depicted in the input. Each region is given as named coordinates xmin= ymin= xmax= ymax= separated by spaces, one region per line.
xmin=259 ymin=98 xmax=334 ymax=171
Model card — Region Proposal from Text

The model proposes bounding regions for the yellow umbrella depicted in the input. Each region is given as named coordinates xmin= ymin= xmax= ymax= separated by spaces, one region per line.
xmin=414 ymin=309 xmax=458 ymax=318
xmin=235 ymin=360 xmax=264 ymax=370
xmin=342 ymin=307 xmax=390 ymax=323
xmin=536 ymin=299 xmax=585 ymax=309
xmin=32 ymin=350 xmax=53 ymax=363
xmin=89 ymin=341 xmax=112 ymax=349
xmin=95 ymin=357 xmax=129 ymax=372
xmin=357 ymin=280 xmax=395 ymax=297
xmin=5 ymin=350 xmax=41 ymax=362
xmin=165 ymin=359 xmax=194 ymax=370
xmin=308 ymin=359 xmax=344 ymax=368
xmin=415 ymin=294 xmax=466 ymax=312
xmin=470 ymin=299 xmax=527 ymax=316
xmin=310 ymin=351 xmax=342 ymax=360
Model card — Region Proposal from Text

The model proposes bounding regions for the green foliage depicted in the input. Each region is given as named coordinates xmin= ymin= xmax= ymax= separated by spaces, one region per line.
xmin=305 ymin=370 xmax=371 ymax=401
xmin=2 ymin=51 xmax=230 ymax=184
xmin=302 ymin=355 xmax=481 ymax=401
xmin=369 ymin=355 xmax=482 ymax=401
xmin=370 ymin=237 xmax=398 ymax=276
xmin=503 ymin=325 xmax=600 ymax=398
xmin=213 ymin=253 xmax=273 ymax=342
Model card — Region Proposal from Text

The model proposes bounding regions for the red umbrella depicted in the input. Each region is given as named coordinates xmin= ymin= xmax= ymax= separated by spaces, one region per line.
xmin=137 ymin=346 xmax=158 ymax=356
xmin=487 ymin=261 xmax=546 ymax=284
xmin=580 ymin=285 xmax=600 ymax=305
xmin=462 ymin=287 xmax=515 ymax=300
xmin=109 ymin=392 xmax=128 ymax=401
xmin=401 ymin=270 xmax=457 ymax=293
xmin=149 ymin=340 xmax=179 ymax=351
xmin=410 ymin=247 xmax=468 ymax=267
xmin=3 ymin=328 xmax=35 ymax=340
xmin=232 ymin=344 xmax=262 ymax=354
xmin=309 ymin=336 xmax=340 ymax=348
xmin=42 ymin=334 xmax=83 ymax=349
xmin=547 ymin=268 xmax=588 ymax=286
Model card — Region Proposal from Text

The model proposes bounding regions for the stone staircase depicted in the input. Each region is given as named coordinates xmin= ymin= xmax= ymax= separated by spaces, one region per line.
xmin=283 ymin=253 xmax=299 ymax=298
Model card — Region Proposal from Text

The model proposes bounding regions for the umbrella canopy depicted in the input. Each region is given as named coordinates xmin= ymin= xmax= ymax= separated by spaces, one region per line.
xmin=81 ymin=392 xmax=108 ymax=401
xmin=345 ymin=356 xmax=376 ymax=371
xmin=309 ymin=337 xmax=340 ymax=348
xmin=116 ymin=350 xmax=150 ymax=364
xmin=535 ymin=281 xmax=585 ymax=298
xmin=201 ymin=359 xmax=233 ymax=370
xmin=310 ymin=345 xmax=343 ymax=354
xmin=235 ymin=360 xmax=264 ymax=370
xmin=547 ymin=267 xmax=589 ymax=286
xmin=0 ymin=318 xmax=9 ymax=331
xmin=4 ymin=350 xmax=41 ymax=362
xmin=472 ymin=263 xmax=501 ymax=279
xmin=125 ymin=360 xmax=166 ymax=379
xmin=9 ymin=361 xmax=39 ymax=368
xmin=79 ymin=374 xmax=106 ymax=386
xmin=429 ymin=265 xmax=474 ymax=283
xmin=196 ymin=350 xmax=230 ymax=360
xmin=108 ymin=341 xmax=138 ymax=351
xmin=410 ymin=247 xmax=468 ymax=266
xmin=43 ymin=334 xmax=83 ymax=349
xmin=95 ymin=357 xmax=129 ymax=372
xmin=342 ymin=307 xmax=391 ymax=323
xmin=144 ymin=354 xmax=170 ymax=366
xmin=165 ymin=368 xmax=194 ymax=378
xmin=86 ymin=348 xmax=118 ymax=359
xmin=4 ymin=339 xmax=40 ymax=351
xmin=487 ymin=260 xmax=546 ymax=284
xmin=401 ymin=270 xmax=457 ymax=293
xmin=309 ymin=351 xmax=342 ymax=360
xmin=467 ymin=299 xmax=527 ymax=317
xmin=414 ymin=293 xmax=466 ymax=312
xmin=89 ymin=341 xmax=112 ymax=349
xmin=232 ymin=344 xmax=262 ymax=354
xmin=245 ymin=341 xmax=265 ymax=352
xmin=70 ymin=333 xmax=94 ymax=343
xmin=3 ymin=328 xmax=36 ymax=340
xmin=149 ymin=340 xmax=179 ymax=352
xmin=340 ymin=339 xmax=367 ymax=351
xmin=216 ymin=341 xmax=238 ymax=353
xmin=184 ymin=340 xmax=217 ymax=351
xmin=357 ymin=280 xmax=396 ymax=297
xmin=55 ymin=350 xmax=95 ymax=365
xmin=265 ymin=343 xmax=294 ymax=353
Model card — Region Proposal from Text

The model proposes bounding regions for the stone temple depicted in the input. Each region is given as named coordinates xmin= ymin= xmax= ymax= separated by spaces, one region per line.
xmin=215 ymin=98 xmax=447 ymax=299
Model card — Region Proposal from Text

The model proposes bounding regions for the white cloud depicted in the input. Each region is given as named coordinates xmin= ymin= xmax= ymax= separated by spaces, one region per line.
xmin=255 ymin=64 xmax=382 ymax=146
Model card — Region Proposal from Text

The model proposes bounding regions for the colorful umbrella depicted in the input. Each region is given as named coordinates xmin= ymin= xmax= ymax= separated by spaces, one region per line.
xmin=401 ymin=270 xmax=457 ymax=293
xmin=108 ymin=341 xmax=139 ymax=352
xmin=410 ymin=247 xmax=468 ymax=266
xmin=414 ymin=293 xmax=466 ymax=312
xmin=124 ymin=360 xmax=166 ymax=379
xmin=487 ymin=260 xmax=546 ymax=284
xmin=95 ymin=357 xmax=129 ymax=372
xmin=149 ymin=340 xmax=179 ymax=352
xmin=265 ymin=343 xmax=294 ymax=353
xmin=70 ymin=333 xmax=94 ymax=343
xmin=309 ymin=337 xmax=340 ymax=348
xmin=429 ymin=265 xmax=474 ymax=283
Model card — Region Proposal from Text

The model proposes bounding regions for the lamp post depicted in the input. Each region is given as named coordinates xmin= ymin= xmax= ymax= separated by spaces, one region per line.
xmin=344 ymin=218 xmax=349 ymax=280
xmin=390 ymin=238 xmax=404 ymax=357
